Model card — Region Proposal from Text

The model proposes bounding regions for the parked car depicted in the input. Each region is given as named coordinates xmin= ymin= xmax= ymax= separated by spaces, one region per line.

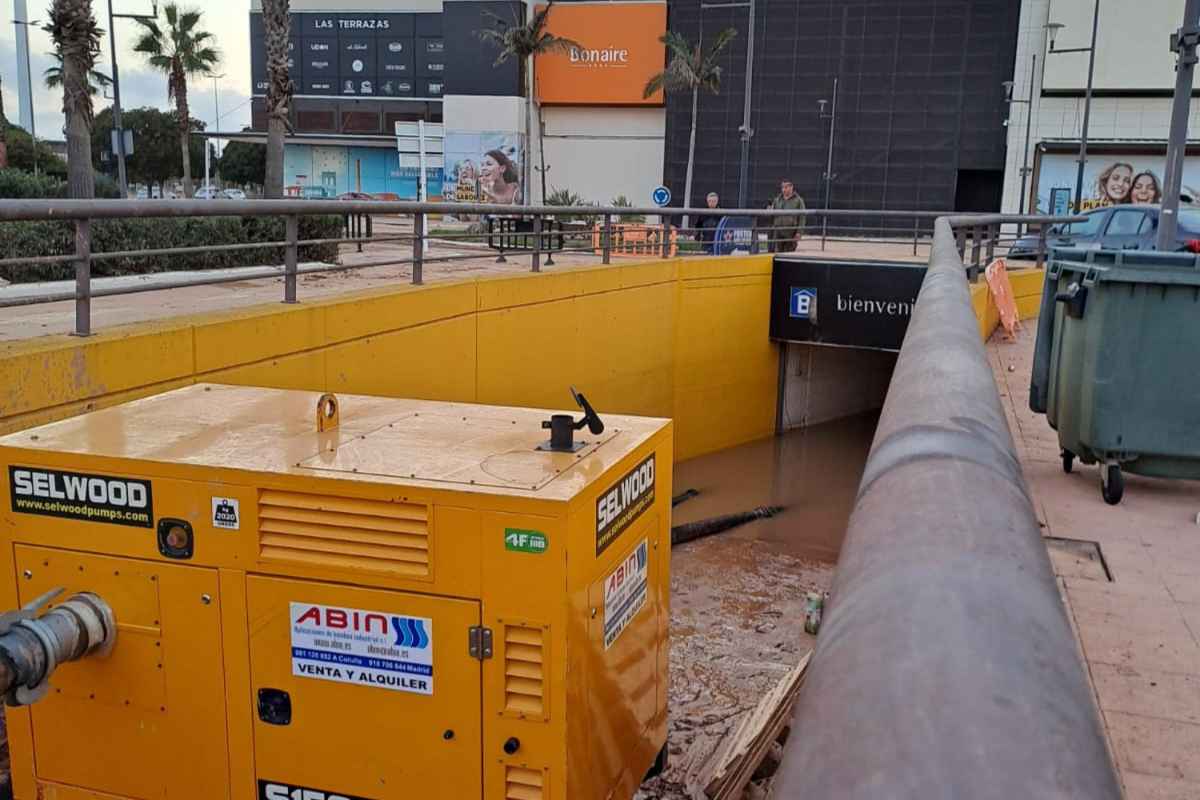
xmin=337 ymin=191 xmax=376 ymax=201
xmin=1008 ymin=204 xmax=1200 ymax=259
xmin=221 ymin=188 xmax=247 ymax=201
xmin=193 ymin=186 xmax=223 ymax=200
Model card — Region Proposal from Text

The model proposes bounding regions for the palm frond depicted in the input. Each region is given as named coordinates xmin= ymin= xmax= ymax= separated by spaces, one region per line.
xmin=642 ymin=71 xmax=666 ymax=99
xmin=534 ymin=33 xmax=580 ymax=56
xmin=660 ymin=31 xmax=695 ymax=63
xmin=645 ymin=28 xmax=737 ymax=97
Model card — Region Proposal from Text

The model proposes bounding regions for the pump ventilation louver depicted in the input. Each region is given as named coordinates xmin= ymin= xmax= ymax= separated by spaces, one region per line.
xmin=258 ymin=490 xmax=430 ymax=577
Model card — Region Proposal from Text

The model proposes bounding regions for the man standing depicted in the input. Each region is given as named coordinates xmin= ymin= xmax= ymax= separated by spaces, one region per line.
xmin=767 ymin=179 xmax=806 ymax=253
xmin=695 ymin=192 xmax=722 ymax=253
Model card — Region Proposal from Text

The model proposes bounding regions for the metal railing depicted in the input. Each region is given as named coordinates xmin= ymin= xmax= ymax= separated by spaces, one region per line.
xmin=0 ymin=199 xmax=1070 ymax=337
xmin=772 ymin=214 xmax=1120 ymax=799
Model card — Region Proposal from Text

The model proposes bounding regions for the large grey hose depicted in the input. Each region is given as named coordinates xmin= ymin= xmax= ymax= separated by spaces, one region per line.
xmin=0 ymin=588 xmax=116 ymax=706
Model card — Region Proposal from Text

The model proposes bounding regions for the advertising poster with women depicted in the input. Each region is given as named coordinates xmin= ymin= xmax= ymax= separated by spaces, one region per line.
xmin=443 ymin=132 xmax=524 ymax=206
xmin=1035 ymin=153 xmax=1200 ymax=213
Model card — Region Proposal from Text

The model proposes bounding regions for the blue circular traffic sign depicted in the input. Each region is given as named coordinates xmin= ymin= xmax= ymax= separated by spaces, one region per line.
xmin=651 ymin=185 xmax=671 ymax=207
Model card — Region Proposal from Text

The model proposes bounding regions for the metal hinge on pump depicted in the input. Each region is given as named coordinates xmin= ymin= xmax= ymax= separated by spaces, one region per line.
xmin=468 ymin=626 xmax=493 ymax=660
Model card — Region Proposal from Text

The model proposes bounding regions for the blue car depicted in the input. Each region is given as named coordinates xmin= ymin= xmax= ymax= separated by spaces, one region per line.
xmin=1008 ymin=204 xmax=1200 ymax=260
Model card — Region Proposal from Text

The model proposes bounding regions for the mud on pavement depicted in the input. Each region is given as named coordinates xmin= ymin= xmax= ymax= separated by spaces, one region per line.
xmin=636 ymin=533 xmax=832 ymax=800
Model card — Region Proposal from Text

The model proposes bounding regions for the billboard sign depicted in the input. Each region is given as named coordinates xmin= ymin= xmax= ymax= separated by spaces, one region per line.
xmin=534 ymin=3 xmax=666 ymax=105
xmin=443 ymin=132 xmax=524 ymax=205
xmin=1034 ymin=151 xmax=1200 ymax=214
xmin=250 ymin=11 xmax=445 ymax=99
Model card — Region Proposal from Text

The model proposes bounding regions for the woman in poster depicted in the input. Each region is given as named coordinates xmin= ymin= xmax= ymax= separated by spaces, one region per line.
xmin=1129 ymin=171 xmax=1162 ymax=205
xmin=481 ymin=149 xmax=521 ymax=205
xmin=1091 ymin=162 xmax=1134 ymax=207
xmin=453 ymin=160 xmax=479 ymax=203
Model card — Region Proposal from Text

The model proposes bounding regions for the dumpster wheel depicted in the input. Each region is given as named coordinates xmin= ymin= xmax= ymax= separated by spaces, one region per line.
xmin=1101 ymin=464 xmax=1124 ymax=505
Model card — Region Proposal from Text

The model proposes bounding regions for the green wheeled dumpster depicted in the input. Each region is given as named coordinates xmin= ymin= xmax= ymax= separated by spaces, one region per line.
xmin=1030 ymin=248 xmax=1200 ymax=504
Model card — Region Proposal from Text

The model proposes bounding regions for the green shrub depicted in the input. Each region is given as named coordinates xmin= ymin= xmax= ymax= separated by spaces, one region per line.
xmin=0 ymin=214 xmax=343 ymax=283
xmin=0 ymin=168 xmax=64 ymax=199
xmin=545 ymin=187 xmax=598 ymax=224
xmin=0 ymin=168 xmax=123 ymax=199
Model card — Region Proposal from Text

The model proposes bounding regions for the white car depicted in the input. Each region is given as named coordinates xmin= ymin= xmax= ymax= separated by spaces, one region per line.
xmin=221 ymin=188 xmax=247 ymax=201
xmin=193 ymin=186 xmax=222 ymax=200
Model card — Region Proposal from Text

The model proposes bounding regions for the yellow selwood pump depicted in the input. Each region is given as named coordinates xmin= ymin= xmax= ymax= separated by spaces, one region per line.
xmin=0 ymin=384 xmax=672 ymax=800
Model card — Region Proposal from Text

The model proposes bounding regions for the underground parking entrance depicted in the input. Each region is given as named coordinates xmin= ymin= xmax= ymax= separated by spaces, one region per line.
xmin=637 ymin=255 xmax=921 ymax=799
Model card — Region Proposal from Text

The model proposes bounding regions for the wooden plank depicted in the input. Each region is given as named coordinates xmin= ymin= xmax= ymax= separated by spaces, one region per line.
xmin=702 ymin=651 xmax=812 ymax=799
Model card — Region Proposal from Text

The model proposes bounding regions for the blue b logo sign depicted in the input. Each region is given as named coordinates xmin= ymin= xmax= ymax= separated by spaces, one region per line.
xmin=790 ymin=287 xmax=817 ymax=320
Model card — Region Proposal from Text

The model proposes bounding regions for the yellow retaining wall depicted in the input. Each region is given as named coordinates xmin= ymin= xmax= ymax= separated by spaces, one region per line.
xmin=0 ymin=254 xmax=1047 ymax=459
xmin=0 ymin=256 xmax=778 ymax=462
xmin=971 ymin=267 xmax=1045 ymax=340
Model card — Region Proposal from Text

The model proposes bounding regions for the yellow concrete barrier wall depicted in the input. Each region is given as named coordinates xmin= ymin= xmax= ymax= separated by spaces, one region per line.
xmin=0 ymin=256 xmax=778 ymax=462
xmin=971 ymin=267 xmax=1045 ymax=340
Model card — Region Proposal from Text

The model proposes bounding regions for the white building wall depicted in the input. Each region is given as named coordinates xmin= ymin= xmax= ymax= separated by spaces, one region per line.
xmin=1002 ymin=0 xmax=1200 ymax=213
xmin=540 ymin=107 xmax=665 ymax=207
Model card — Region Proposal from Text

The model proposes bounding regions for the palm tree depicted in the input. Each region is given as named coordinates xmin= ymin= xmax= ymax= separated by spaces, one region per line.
xmin=44 ymin=51 xmax=112 ymax=96
xmin=46 ymin=0 xmax=103 ymax=198
xmin=644 ymin=28 xmax=737 ymax=228
xmin=477 ymin=2 xmax=579 ymax=204
xmin=261 ymin=0 xmax=292 ymax=198
xmin=132 ymin=3 xmax=219 ymax=198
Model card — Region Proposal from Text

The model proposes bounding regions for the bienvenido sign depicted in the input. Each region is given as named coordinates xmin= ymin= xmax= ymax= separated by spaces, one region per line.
xmin=769 ymin=257 xmax=927 ymax=352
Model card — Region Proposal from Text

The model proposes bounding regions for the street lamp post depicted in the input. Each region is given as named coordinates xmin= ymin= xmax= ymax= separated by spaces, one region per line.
xmin=817 ymin=77 xmax=838 ymax=250
xmin=1156 ymin=0 xmax=1200 ymax=249
xmin=107 ymin=0 xmax=158 ymax=198
xmin=1045 ymin=0 xmax=1100 ymax=212
xmin=1003 ymin=53 xmax=1038 ymax=229
xmin=205 ymin=73 xmax=226 ymax=191
xmin=12 ymin=16 xmax=39 ymax=177
xmin=700 ymin=0 xmax=756 ymax=207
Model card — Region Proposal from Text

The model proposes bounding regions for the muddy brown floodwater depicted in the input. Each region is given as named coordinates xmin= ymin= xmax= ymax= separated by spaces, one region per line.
xmin=637 ymin=413 xmax=879 ymax=800
xmin=671 ymin=412 xmax=880 ymax=563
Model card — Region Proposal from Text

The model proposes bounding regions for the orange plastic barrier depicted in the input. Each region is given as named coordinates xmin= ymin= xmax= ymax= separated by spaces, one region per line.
xmin=985 ymin=258 xmax=1021 ymax=339
xmin=591 ymin=223 xmax=678 ymax=258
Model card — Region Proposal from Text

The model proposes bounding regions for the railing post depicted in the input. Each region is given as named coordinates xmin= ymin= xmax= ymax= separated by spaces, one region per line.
xmin=602 ymin=214 xmax=612 ymax=264
xmin=955 ymin=225 xmax=967 ymax=261
xmin=531 ymin=214 xmax=542 ymax=273
xmin=366 ymin=214 xmax=373 ymax=241
xmin=985 ymin=222 xmax=996 ymax=265
xmin=661 ymin=215 xmax=670 ymax=259
xmin=544 ymin=218 xmax=556 ymax=267
xmin=1037 ymin=225 xmax=1048 ymax=270
xmin=72 ymin=218 xmax=92 ymax=337
xmin=283 ymin=215 xmax=298 ymax=304
xmin=412 ymin=211 xmax=424 ymax=285
xmin=912 ymin=217 xmax=920 ymax=256
xmin=970 ymin=224 xmax=982 ymax=277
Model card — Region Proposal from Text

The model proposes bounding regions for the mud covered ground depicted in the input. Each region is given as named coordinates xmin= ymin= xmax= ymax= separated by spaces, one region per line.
xmin=636 ymin=533 xmax=833 ymax=800
xmin=635 ymin=419 xmax=873 ymax=799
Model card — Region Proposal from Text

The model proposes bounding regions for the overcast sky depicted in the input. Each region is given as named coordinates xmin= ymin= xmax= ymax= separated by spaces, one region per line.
xmin=0 ymin=0 xmax=253 ymax=141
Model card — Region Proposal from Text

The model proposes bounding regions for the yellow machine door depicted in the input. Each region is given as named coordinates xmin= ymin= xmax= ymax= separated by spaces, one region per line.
xmin=246 ymin=576 xmax=482 ymax=800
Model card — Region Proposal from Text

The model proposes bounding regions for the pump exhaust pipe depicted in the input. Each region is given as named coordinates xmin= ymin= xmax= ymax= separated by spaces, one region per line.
xmin=0 ymin=588 xmax=116 ymax=706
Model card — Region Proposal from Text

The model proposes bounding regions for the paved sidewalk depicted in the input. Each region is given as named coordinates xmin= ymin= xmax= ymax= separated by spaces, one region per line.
xmin=990 ymin=327 xmax=1200 ymax=800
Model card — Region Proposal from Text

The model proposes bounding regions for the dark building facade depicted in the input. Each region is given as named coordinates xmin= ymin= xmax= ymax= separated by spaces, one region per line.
xmin=663 ymin=0 xmax=1020 ymax=216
